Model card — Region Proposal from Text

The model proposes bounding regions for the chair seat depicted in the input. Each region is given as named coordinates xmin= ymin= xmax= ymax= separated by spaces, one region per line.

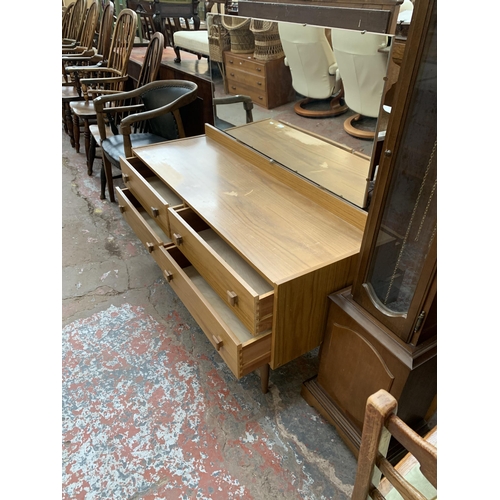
xmin=62 ymin=86 xmax=81 ymax=101
xmin=70 ymin=100 xmax=96 ymax=116
xmin=102 ymin=133 xmax=167 ymax=167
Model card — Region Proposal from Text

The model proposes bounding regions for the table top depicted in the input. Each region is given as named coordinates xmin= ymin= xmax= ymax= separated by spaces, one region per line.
xmin=132 ymin=130 xmax=364 ymax=284
xmin=227 ymin=119 xmax=371 ymax=208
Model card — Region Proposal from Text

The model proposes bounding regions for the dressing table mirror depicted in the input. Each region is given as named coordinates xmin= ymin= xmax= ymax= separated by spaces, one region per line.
xmin=207 ymin=0 xmax=409 ymax=209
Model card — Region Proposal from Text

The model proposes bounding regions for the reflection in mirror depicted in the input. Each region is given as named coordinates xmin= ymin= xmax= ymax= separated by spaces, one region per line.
xmin=209 ymin=12 xmax=410 ymax=209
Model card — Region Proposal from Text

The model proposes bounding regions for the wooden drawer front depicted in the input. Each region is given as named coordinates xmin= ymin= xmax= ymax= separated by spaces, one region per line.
xmin=226 ymin=68 xmax=266 ymax=91
xmin=158 ymin=245 xmax=272 ymax=378
xmin=169 ymin=206 xmax=274 ymax=336
xmin=120 ymin=156 xmax=183 ymax=238
xmin=225 ymin=53 xmax=266 ymax=78
xmin=116 ymin=187 xmax=171 ymax=257
xmin=226 ymin=80 xmax=268 ymax=108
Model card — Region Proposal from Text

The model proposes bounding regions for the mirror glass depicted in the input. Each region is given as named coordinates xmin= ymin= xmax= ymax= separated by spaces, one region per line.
xmin=208 ymin=12 xmax=401 ymax=209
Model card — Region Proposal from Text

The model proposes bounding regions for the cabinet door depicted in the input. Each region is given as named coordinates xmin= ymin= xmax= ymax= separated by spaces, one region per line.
xmin=352 ymin=0 xmax=437 ymax=345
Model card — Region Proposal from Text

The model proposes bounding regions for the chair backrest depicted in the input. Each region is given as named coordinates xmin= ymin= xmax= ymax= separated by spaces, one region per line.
xmin=106 ymin=8 xmax=138 ymax=74
xmin=351 ymin=390 xmax=437 ymax=500
xmin=138 ymin=80 xmax=198 ymax=141
xmin=62 ymin=2 xmax=75 ymax=38
xmin=330 ymin=28 xmax=389 ymax=118
xmin=96 ymin=1 xmax=115 ymax=59
xmin=66 ymin=0 xmax=87 ymax=41
xmin=136 ymin=32 xmax=164 ymax=88
xmin=77 ymin=0 xmax=99 ymax=51
xmin=278 ymin=23 xmax=340 ymax=100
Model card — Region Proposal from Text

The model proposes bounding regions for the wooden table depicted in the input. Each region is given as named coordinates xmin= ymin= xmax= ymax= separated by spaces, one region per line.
xmin=228 ymin=119 xmax=371 ymax=208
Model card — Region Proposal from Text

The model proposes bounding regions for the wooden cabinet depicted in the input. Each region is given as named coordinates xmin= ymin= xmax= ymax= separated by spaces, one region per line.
xmin=117 ymin=125 xmax=367 ymax=391
xmin=302 ymin=0 xmax=437 ymax=461
xmin=224 ymin=52 xmax=295 ymax=109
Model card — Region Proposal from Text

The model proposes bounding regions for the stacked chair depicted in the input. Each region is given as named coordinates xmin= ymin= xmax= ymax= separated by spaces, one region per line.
xmin=87 ymin=31 xmax=165 ymax=178
xmin=65 ymin=8 xmax=138 ymax=170
xmin=62 ymin=1 xmax=115 ymax=146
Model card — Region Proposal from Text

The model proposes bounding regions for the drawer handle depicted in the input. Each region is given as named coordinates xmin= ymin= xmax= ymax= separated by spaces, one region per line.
xmin=231 ymin=86 xmax=236 ymax=90
xmin=228 ymin=59 xmax=233 ymax=64
xmin=122 ymin=173 xmax=129 ymax=183
xmin=258 ymin=96 xmax=263 ymax=100
xmin=230 ymin=72 xmax=235 ymax=77
xmin=257 ymin=67 xmax=261 ymax=72
xmin=257 ymin=82 xmax=262 ymax=86
xmin=146 ymin=242 xmax=154 ymax=253
xmin=173 ymin=233 xmax=183 ymax=246
xmin=227 ymin=290 xmax=238 ymax=306
xmin=118 ymin=205 xmax=125 ymax=213
xmin=163 ymin=270 xmax=173 ymax=283
xmin=151 ymin=207 xmax=159 ymax=218
xmin=212 ymin=335 xmax=223 ymax=351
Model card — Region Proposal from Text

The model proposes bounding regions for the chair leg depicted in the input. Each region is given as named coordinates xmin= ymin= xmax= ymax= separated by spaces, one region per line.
xmin=64 ymin=102 xmax=75 ymax=148
xmin=72 ymin=113 xmax=81 ymax=153
xmin=83 ymin=118 xmax=91 ymax=171
xmin=101 ymin=155 xmax=115 ymax=203
xmin=88 ymin=135 xmax=96 ymax=176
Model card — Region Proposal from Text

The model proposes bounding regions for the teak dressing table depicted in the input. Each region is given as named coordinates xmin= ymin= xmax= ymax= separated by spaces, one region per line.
xmin=116 ymin=123 xmax=368 ymax=392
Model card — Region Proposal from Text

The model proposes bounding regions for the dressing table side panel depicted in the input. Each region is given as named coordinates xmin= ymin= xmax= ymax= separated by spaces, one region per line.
xmin=271 ymin=254 xmax=359 ymax=369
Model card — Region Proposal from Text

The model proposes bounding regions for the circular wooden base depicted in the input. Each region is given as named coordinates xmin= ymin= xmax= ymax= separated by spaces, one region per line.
xmin=294 ymin=97 xmax=349 ymax=118
xmin=343 ymin=114 xmax=376 ymax=139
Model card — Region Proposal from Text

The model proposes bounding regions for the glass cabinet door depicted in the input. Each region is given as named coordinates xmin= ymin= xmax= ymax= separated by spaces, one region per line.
xmin=353 ymin=0 xmax=437 ymax=344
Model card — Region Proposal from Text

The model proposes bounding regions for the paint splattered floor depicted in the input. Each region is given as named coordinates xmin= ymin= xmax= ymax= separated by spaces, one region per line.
xmin=62 ymin=126 xmax=358 ymax=499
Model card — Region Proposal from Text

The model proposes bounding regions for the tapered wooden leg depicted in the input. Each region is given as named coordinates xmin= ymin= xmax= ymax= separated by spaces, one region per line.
xmin=72 ymin=113 xmax=80 ymax=153
xmin=259 ymin=364 xmax=270 ymax=394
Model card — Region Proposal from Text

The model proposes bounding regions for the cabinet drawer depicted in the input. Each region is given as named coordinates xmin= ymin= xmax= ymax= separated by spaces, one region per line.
xmin=120 ymin=156 xmax=183 ymax=238
xmin=158 ymin=245 xmax=272 ymax=379
xmin=116 ymin=187 xmax=172 ymax=259
xmin=169 ymin=206 xmax=274 ymax=336
xmin=225 ymin=53 xmax=266 ymax=78
xmin=226 ymin=80 xmax=268 ymax=108
xmin=226 ymin=68 xmax=266 ymax=91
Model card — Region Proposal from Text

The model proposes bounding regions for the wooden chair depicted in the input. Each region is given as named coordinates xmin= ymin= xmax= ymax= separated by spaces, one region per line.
xmin=87 ymin=31 xmax=165 ymax=175
xmin=62 ymin=0 xmax=98 ymax=56
xmin=62 ymin=1 xmax=115 ymax=145
xmin=62 ymin=2 xmax=75 ymax=39
xmin=66 ymin=8 xmax=137 ymax=160
xmin=94 ymin=80 xmax=198 ymax=201
xmin=351 ymin=390 xmax=437 ymax=500
xmin=213 ymin=95 xmax=253 ymax=130
xmin=62 ymin=0 xmax=87 ymax=47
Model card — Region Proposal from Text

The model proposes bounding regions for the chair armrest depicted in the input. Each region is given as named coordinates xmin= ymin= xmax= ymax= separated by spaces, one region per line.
xmin=214 ymin=95 xmax=253 ymax=123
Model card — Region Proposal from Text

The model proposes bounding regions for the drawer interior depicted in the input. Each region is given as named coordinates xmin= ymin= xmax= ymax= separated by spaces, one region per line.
xmin=125 ymin=156 xmax=183 ymax=206
xmin=174 ymin=206 xmax=273 ymax=296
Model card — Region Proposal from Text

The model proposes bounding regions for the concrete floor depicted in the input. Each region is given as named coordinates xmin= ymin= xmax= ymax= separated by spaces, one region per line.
xmin=62 ymin=124 xmax=359 ymax=498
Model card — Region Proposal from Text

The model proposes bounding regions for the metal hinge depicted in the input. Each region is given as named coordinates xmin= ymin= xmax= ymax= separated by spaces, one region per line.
xmin=414 ymin=311 xmax=426 ymax=333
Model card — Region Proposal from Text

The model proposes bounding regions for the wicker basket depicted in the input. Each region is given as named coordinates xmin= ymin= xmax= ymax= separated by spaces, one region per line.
xmin=221 ymin=16 xmax=254 ymax=54
xmin=250 ymin=20 xmax=284 ymax=61
xmin=208 ymin=22 xmax=230 ymax=63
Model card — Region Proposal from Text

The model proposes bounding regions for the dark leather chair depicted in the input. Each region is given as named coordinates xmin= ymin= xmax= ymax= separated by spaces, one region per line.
xmin=94 ymin=80 xmax=198 ymax=201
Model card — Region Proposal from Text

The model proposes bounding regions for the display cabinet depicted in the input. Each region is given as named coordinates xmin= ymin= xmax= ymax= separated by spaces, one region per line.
xmin=302 ymin=0 xmax=437 ymax=461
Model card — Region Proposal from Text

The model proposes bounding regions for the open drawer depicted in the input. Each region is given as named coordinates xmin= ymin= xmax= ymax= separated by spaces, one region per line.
xmin=116 ymin=187 xmax=172 ymax=262
xmin=168 ymin=205 xmax=274 ymax=336
xmin=158 ymin=244 xmax=272 ymax=379
xmin=120 ymin=156 xmax=183 ymax=238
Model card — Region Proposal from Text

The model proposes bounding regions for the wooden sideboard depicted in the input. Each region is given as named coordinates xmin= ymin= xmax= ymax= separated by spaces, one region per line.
xmin=116 ymin=124 xmax=367 ymax=391
xmin=224 ymin=52 xmax=295 ymax=109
